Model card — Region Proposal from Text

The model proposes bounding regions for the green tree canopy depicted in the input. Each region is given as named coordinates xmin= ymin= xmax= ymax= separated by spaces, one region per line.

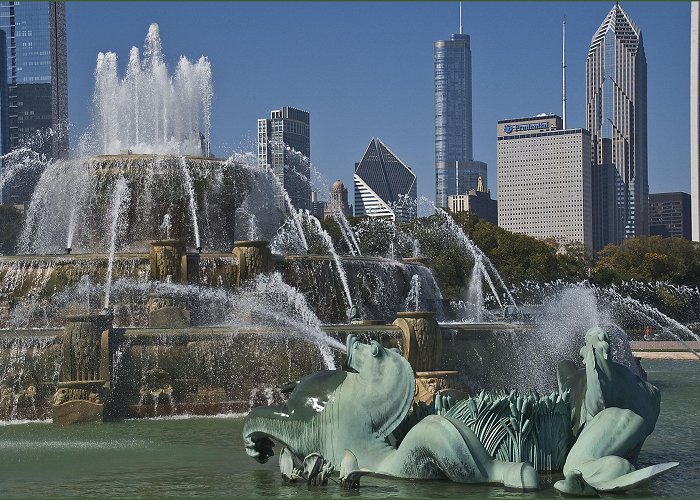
xmin=591 ymin=236 xmax=700 ymax=286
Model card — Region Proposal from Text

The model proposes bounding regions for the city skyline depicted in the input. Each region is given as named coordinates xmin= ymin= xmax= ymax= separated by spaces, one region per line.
xmin=64 ymin=2 xmax=690 ymax=205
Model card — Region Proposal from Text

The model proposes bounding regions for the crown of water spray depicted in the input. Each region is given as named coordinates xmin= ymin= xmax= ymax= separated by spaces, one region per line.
xmin=90 ymin=23 xmax=212 ymax=157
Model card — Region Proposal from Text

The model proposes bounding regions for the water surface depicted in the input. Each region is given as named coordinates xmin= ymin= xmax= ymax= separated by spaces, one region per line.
xmin=0 ymin=360 xmax=697 ymax=498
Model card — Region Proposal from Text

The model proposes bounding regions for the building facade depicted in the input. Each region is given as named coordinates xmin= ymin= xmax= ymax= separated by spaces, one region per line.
xmin=310 ymin=191 xmax=325 ymax=220
xmin=0 ymin=1 xmax=68 ymax=204
xmin=649 ymin=192 xmax=692 ymax=239
xmin=257 ymin=106 xmax=311 ymax=212
xmin=692 ymin=1 xmax=700 ymax=242
xmin=586 ymin=3 xmax=648 ymax=241
xmin=323 ymin=180 xmax=352 ymax=219
xmin=434 ymin=32 xmax=488 ymax=208
xmin=447 ymin=178 xmax=497 ymax=225
xmin=496 ymin=115 xmax=593 ymax=249
xmin=354 ymin=138 xmax=417 ymax=223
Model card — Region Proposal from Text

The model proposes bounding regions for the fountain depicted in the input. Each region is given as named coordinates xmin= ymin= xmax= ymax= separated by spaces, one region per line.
xmin=0 ymin=20 xmax=693 ymax=499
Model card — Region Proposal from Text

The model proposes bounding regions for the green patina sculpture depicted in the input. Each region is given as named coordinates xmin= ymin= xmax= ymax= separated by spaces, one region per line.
xmin=554 ymin=326 xmax=678 ymax=495
xmin=443 ymin=389 xmax=573 ymax=472
xmin=242 ymin=327 xmax=677 ymax=494
xmin=243 ymin=334 xmax=540 ymax=489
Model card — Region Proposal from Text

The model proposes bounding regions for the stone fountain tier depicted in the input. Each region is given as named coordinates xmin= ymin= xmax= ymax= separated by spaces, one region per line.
xmin=0 ymin=321 xmax=549 ymax=421
xmin=22 ymin=154 xmax=257 ymax=255
xmin=0 ymin=251 xmax=443 ymax=327
xmin=0 ymin=250 xmax=238 ymax=327
xmin=277 ymin=255 xmax=446 ymax=323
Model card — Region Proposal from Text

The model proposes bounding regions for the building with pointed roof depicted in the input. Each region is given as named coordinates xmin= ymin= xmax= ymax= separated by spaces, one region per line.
xmin=353 ymin=138 xmax=417 ymax=223
xmin=586 ymin=3 xmax=648 ymax=246
xmin=433 ymin=9 xmax=489 ymax=209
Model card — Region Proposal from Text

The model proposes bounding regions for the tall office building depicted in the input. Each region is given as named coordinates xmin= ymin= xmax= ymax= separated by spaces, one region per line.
xmin=497 ymin=115 xmax=593 ymax=249
xmin=649 ymin=192 xmax=692 ymax=240
xmin=586 ymin=3 xmax=648 ymax=242
xmin=691 ymin=2 xmax=700 ymax=242
xmin=0 ymin=2 xmax=68 ymax=205
xmin=257 ymin=106 xmax=311 ymax=212
xmin=354 ymin=138 xmax=417 ymax=223
xmin=434 ymin=24 xmax=488 ymax=208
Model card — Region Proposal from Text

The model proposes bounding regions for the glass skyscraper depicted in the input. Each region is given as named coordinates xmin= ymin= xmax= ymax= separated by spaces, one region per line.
xmin=257 ymin=106 xmax=311 ymax=212
xmin=434 ymin=32 xmax=487 ymax=209
xmin=586 ymin=3 xmax=647 ymax=242
xmin=0 ymin=1 xmax=68 ymax=204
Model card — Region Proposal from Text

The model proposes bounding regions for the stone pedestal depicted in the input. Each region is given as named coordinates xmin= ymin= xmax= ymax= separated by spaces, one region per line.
xmin=150 ymin=240 xmax=186 ymax=282
xmin=147 ymin=293 xmax=191 ymax=329
xmin=392 ymin=311 xmax=442 ymax=373
xmin=232 ymin=240 xmax=272 ymax=286
xmin=53 ymin=313 xmax=112 ymax=424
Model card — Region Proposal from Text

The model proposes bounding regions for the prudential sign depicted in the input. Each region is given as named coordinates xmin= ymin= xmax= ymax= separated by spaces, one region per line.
xmin=504 ymin=122 xmax=550 ymax=134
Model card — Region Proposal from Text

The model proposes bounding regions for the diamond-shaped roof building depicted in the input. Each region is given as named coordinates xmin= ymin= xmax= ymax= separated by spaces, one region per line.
xmin=353 ymin=138 xmax=417 ymax=223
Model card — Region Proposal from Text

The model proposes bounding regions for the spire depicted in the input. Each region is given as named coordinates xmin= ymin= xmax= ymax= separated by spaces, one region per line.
xmin=562 ymin=16 xmax=567 ymax=129
xmin=459 ymin=1 xmax=463 ymax=35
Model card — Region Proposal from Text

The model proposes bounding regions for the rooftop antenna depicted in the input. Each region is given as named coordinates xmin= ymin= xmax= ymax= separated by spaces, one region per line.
xmin=562 ymin=16 xmax=567 ymax=129
xmin=459 ymin=1 xmax=463 ymax=35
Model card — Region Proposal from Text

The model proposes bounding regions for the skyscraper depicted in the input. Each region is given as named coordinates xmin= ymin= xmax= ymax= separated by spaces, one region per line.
xmin=586 ymin=3 xmax=648 ymax=242
xmin=649 ymin=192 xmax=692 ymax=240
xmin=0 ymin=2 xmax=68 ymax=204
xmin=496 ymin=115 xmax=593 ymax=249
xmin=434 ymin=16 xmax=489 ymax=209
xmin=691 ymin=1 xmax=700 ymax=242
xmin=354 ymin=138 xmax=417 ymax=223
xmin=257 ymin=106 xmax=311 ymax=212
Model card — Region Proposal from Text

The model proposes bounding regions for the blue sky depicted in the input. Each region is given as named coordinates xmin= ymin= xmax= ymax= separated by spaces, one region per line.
xmin=66 ymin=2 xmax=690 ymax=202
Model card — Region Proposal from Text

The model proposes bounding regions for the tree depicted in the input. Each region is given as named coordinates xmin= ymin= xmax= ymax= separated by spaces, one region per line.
xmin=591 ymin=236 xmax=700 ymax=286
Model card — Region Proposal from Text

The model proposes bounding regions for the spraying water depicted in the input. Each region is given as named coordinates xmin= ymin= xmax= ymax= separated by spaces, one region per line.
xmin=304 ymin=211 xmax=353 ymax=312
xmin=179 ymin=158 xmax=201 ymax=250
xmin=159 ymin=214 xmax=172 ymax=240
xmin=104 ymin=177 xmax=131 ymax=309
xmin=331 ymin=210 xmax=361 ymax=256
xmin=65 ymin=203 xmax=78 ymax=251
xmin=89 ymin=23 xmax=212 ymax=156
xmin=412 ymin=238 xmax=421 ymax=258
xmin=405 ymin=274 xmax=422 ymax=312
xmin=412 ymin=197 xmax=515 ymax=313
